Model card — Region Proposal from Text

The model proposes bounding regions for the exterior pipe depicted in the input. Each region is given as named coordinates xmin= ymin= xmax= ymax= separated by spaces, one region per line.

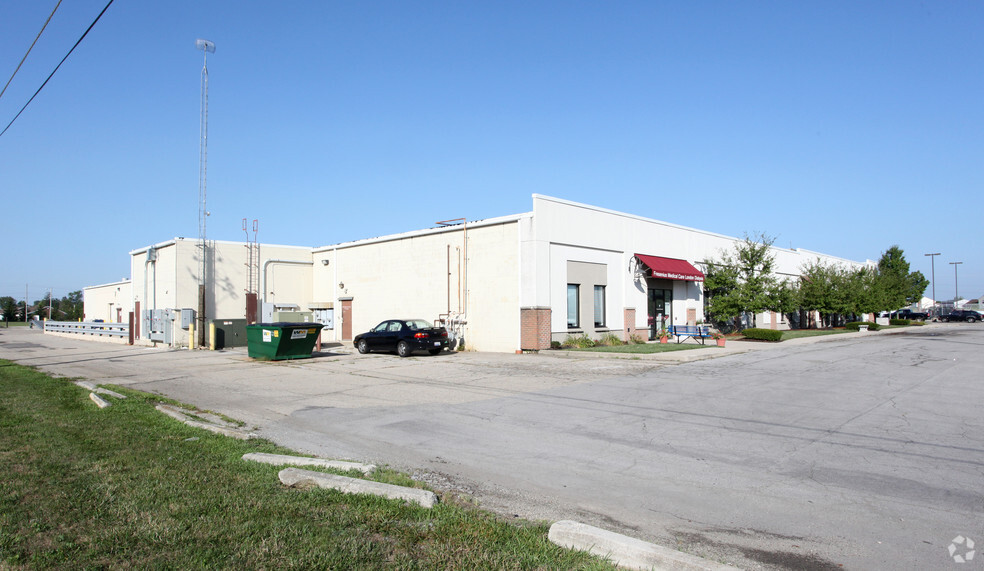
xmin=260 ymin=259 xmax=314 ymax=304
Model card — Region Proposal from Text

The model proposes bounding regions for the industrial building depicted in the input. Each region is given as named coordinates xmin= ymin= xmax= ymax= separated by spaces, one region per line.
xmin=83 ymin=195 xmax=870 ymax=352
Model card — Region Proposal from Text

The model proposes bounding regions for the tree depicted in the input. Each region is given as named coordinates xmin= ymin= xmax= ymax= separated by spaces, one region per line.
xmin=0 ymin=296 xmax=17 ymax=322
xmin=904 ymin=271 xmax=929 ymax=306
xmin=29 ymin=291 xmax=84 ymax=321
xmin=876 ymin=246 xmax=927 ymax=310
xmin=703 ymin=233 xmax=779 ymax=329
xmin=799 ymin=259 xmax=837 ymax=327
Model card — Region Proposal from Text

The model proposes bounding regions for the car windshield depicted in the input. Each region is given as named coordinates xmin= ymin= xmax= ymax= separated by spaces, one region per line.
xmin=404 ymin=319 xmax=433 ymax=330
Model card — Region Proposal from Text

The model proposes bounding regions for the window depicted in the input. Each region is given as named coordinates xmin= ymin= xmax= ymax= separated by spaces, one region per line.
xmin=594 ymin=285 xmax=606 ymax=328
xmin=567 ymin=284 xmax=579 ymax=328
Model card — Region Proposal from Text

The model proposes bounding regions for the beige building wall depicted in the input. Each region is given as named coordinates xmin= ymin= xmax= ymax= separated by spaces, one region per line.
xmin=130 ymin=238 xmax=313 ymax=320
xmin=314 ymin=217 xmax=521 ymax=352
xmin=82 ymin=280 xmax=132 ymax=323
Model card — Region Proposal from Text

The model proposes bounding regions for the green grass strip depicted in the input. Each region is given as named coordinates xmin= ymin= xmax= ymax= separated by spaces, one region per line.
xmin=0 ymin=360 xmax=615 ymax=570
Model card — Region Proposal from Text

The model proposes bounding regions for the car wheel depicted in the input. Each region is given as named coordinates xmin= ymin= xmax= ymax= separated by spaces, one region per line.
xmin=397 ymin=340 xmax=411 ymax=358
xmin=968 ymin=317 xmax=977 ymax=323
xmin=428 ymin=348 xmax=442 ymax=355
xmin=357 ymin=339 xmax=369 ymax=354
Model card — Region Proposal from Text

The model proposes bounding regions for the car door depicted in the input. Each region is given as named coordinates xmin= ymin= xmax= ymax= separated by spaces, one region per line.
xmin=366 ymin=321 xmax=391 ymax=351
xmin=382 ymin=320 xmax=405 ymax=351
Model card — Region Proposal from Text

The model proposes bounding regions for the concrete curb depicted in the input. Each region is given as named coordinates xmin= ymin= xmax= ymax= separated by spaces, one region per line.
xmin=278 ymin=467 xmax=438 ymax=508
xmin=548 ymin=520 xmax=742 ymax=571
xmin=155 ymin=404 xmax=255 ymax=440
xmin=89 ymin=392 xmax=111 ymax=409
xmin=243 ymin=452 xmax=376 ymax=474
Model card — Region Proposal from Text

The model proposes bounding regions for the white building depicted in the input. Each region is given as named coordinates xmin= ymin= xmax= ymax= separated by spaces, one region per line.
xmin=84 ymin=195 xmax=871 ymax=352
xmin=82 ymin=279 xmax=132 ymax=323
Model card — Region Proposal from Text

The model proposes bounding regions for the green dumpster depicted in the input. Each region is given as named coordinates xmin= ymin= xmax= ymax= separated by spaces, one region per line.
xmin=246 ymin=322 xmax=324 ymax=361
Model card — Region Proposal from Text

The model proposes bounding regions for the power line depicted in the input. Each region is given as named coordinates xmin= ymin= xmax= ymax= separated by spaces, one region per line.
xmin=0 ymin=0 xmax=63 ymax=102
xmin=0 ymin=0 xmax=115 ymax=139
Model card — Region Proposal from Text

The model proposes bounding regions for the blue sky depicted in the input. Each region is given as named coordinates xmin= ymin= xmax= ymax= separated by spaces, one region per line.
xmin=1 ymin=1 xmax=981 ymax=303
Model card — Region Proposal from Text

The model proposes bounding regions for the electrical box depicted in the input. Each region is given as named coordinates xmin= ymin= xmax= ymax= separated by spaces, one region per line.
xmin=180 ymin=308 xmax=196 ymax=330
xmin=313 ymin=308 xmax=334 ymax=329
xmin=272 ymin=311 xmax=313 ymax=323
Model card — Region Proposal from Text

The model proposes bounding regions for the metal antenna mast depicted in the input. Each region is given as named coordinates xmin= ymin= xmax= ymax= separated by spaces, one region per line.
xmin=195 ymin=38 xmax=214 ymax=347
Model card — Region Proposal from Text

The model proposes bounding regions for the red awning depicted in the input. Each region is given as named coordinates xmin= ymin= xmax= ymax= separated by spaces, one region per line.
xmin=634 ymin=254 xmax=705 ymax=282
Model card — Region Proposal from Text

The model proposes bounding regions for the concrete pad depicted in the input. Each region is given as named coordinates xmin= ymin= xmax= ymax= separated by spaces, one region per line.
xmin=278 ymin=467 xmax=437 ymax=508
xmin=242 ymin=452 xmax=375 ymax=474
xmin=89 ymin=392 xmax=111 ymax=409
xmin=548 ymin=520 xmax=742 ymax=571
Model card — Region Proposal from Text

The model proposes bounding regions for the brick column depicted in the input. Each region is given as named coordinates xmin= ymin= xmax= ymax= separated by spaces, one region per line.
xmin=520 ymin=307 xmax=552 ymax=351
xmin=623 ymin=308 xmax=636 ymax=342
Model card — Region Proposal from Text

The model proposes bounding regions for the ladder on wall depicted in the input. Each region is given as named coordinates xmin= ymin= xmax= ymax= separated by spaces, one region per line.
xmin=244 ymin=219 xmax=259 ymax=323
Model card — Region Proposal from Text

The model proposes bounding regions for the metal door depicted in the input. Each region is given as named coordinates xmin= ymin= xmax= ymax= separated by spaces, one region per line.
xmin=341 ymin=300 xmax=352 ymax=340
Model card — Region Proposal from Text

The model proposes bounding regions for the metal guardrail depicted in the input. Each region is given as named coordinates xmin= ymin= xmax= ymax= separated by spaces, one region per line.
xmin=43 ymin=321 xmax=129 ymax=338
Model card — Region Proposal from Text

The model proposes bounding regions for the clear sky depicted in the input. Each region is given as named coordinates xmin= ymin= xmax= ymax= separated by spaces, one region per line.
xmin=1 ymin=1 xmax=981 ymax=303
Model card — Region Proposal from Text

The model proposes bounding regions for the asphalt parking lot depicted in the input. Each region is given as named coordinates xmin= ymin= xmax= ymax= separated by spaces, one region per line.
xmin=2 ymin=324 xmax=982 ymax=570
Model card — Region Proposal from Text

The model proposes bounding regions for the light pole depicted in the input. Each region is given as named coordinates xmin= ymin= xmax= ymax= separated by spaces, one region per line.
xmin=949 ymin=262 xmax=963 ymax=303
xmin=925 ymin=253 xmax=940 ymax=315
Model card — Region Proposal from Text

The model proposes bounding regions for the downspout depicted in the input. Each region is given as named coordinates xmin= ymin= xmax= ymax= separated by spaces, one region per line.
xmin=144 ymin=247 xmax=158 ymax=308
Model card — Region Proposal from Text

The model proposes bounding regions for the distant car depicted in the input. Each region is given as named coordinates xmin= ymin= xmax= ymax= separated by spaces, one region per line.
xmin=353 ymin=319 xmax=449 ymax=357
xmin=942 ymin=310 xmax=983 ymax=323
xmin=896 ymin=309 xmax=928 ymax=320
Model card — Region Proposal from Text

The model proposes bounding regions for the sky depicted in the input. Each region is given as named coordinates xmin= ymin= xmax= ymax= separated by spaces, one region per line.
xmin=1 ymin=1 xmax=981 ymax=303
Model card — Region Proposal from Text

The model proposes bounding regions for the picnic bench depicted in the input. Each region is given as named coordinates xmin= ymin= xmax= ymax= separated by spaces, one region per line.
xmin=669 ymin=325 xmax=712 ymax=345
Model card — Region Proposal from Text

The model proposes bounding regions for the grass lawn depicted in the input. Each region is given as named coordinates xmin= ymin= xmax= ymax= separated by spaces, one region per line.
xmin=0 ymin=360 xmax=615 ymax=570
xmin=567 ymin=342 xmax=714 ymax=353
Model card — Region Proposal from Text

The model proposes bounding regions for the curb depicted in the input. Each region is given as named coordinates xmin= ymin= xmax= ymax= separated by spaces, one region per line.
xmin=548 ymin=520 xmax=742 ymax=571
xmin=75 ymin=381 xmax=128 ymax=399
xmin=155 ymin=404 xmax=255 ymax=440
xmin=89 ymin=392 xmax=111 ymax=409
xmin=278 ymin=467 xmax=438 ymax=508
xmin=243 ymin=452 xmax=376 ymax=474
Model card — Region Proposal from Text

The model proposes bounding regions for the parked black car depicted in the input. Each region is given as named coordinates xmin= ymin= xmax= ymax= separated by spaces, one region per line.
xmin=942 ymin=310 xmax=983 ymax=323
xmin=354 ymin=319 xmax=449 ymax=357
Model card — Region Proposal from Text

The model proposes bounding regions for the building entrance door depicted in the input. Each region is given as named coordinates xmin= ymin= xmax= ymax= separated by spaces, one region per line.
xmin=647 ymin=288 xmax=672 ymax=340
xmin=341 ymin=299 xmax=352 ymax=341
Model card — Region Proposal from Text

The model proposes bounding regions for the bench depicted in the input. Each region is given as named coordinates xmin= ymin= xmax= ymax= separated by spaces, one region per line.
xmin=669 ymin=325 xmax=711 ymax=345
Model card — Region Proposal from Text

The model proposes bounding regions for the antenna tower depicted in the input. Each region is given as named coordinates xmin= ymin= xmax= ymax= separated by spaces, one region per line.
xmin=195 ymin=38 xmax=215 ymax=345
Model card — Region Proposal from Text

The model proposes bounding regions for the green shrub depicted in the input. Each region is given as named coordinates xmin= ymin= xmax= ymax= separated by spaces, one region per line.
xmin=562 ymin=334 xmax=595 ymax=348
xmin=629 ymin=333 xmax=647 ymax=345
xmin=741 ymin=328 xmax=783 ymax=342
xmin=889 ymin=318 xmax=911 ymax=326
xmin=598 ymin=332 xmax=624 ymax=346
xmin=550 ymin=341 xmax=561 ymax=349
xmin=845 ymin=321 xmax=881 ymax=331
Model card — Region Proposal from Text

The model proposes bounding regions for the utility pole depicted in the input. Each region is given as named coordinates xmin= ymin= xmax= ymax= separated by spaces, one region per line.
xmin=949 ymin=261 xmax=963 ymax=302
